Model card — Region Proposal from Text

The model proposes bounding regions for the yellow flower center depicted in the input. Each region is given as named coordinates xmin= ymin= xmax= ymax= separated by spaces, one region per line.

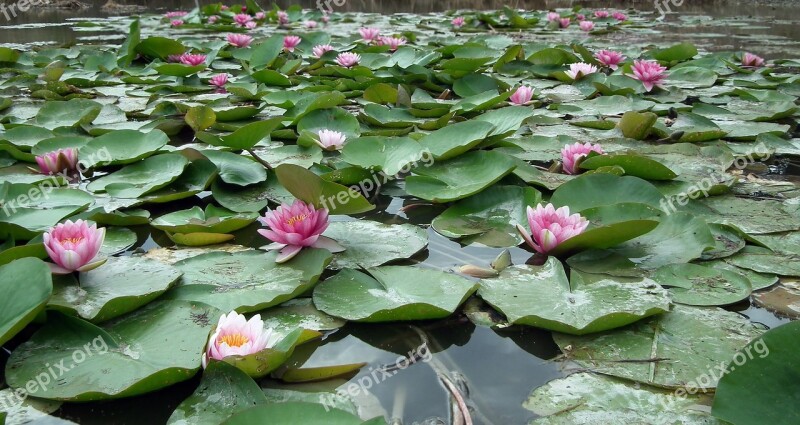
xmin=61 ymin=237 xmax=84 ymax=245
xmin=219 ymin=333 xmax=249 ymax=348
xmin=285 ymin=214 xmax=309 ymax=226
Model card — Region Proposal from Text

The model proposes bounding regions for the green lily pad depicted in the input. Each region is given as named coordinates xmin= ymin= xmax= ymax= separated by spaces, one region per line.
xmin=274 ymin=164 xmax=374 ymax=215
xmin=323 ymin=221 xmax=428 ymax=269
xmin=86 ymin=153 xmax=189 ymax=198
xmin=0 ymin=258 xmax=52 ymax=346
xmin=579 ymin=153 xmax=678 ymax=181
xmin=340 ymin=136 xmax=430 ymax=177
xmin=419 ymin=120 xmax=495 ymax=160
xmin=550 ymin=173 xmax=665 ymax=212
xmin=34 ymin=99 xmax=102 ymax=130
xmin=201 ymin=150 xmax=267 ymax=187
xmin=653 ymin=263 xmax=752 ymax=306
xmin=152 ymin=205 xmax=258 ymax=234
xmin=725 ymin=246 xmax=800 ymax=277
xmin=222 ymin=402 xmax=381 ymax=425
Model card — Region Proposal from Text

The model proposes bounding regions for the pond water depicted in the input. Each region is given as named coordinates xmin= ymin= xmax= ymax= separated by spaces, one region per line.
xmin=0 ymin=1 xmax=798 ymax=425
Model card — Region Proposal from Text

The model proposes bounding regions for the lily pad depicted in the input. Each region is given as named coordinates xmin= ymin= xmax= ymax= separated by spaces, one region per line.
xmin=652 ymin=263 xmax=752 ymax=306
xmin=323 ymin=221 xmax=428 ymax=269
xmin=0 ymin=258 xmax=52 ymax=346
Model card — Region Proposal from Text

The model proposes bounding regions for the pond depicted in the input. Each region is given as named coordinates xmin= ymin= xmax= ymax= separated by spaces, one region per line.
xmin=0 ymin=1 xmax=798 ymax=425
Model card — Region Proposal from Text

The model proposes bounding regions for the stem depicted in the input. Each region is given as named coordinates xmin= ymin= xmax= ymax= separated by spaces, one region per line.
xmin=247 ymin=149 xmax=273 ymax=170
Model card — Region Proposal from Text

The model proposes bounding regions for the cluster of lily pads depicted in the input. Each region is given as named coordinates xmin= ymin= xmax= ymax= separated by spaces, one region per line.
xmin=0 ymin=1 xmax=798 ymax=424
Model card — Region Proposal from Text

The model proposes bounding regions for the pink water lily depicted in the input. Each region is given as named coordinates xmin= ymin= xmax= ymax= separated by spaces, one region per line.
xmin=576 ymin=14 xmax=586 ymax=21
xmin=559 ymin=18 xmax=571 ymax=28
xmin=315 ymin=129 xmax=347 ymax=151
xmin=561 ymin=142 xmax=604 ymax=174
xmin=595 ymin=49 xmax=625 ymax=70
xmin=579 ymin=21 xmax=594 ymax=32
xmin=227 ymin=33 xmax=253 ymax=48
xmin=245 ymin=21 xmax=257 ymax=30
xmin=258 ymin=200 xmax=345 ymax=263
xmin=452 ymin=16 xmax=465 ymax=28
xmin=233 ymin=13 xmax=253 ymax=27
xmin=36 ymin=148 xmax=78 ymax=175
xmin=312 ymin=44 xmax=334 ymax=58
xmin=742 ymin=52 xmax=765 ymax=67
xmin=209 ymin=74 xmax=228 ymax=88
xmin=509 ymin=86 xmax=534 ymax=105
xmin=277 ymin=11 xmax=289 ymax=25
xmin=336 ymin=52 xmax=360 ymax=68
xmin=283 ymin=35 xmax=301 ymax=52
xmin=517 ymin=204 xmax=590 ymax=254
xmin=566 ymin=62 xmax=599 ymax=80
xmin=201 ymin=311 xmax=277 ymax=369
xmin=255 ymin=11 xmax=266 ymax=20
xmin=179 ymin=54 xmax=207 ymax=66
xmin=305 ymin=20 xmax=318 ymax=29
xmin=379 ymin=36 xmax=406 ymax=51
xmin=358 ymin=27 xmax=380 ymax=43
xmin=613 ymin=12 xmax=627 ymax=21
xmin=546 ymin=12 xmax=560 ymax=22
xmin=207 ymin=15 xmax=220 ymax=24
xmin=165 ymin=11 xmax=187 ymax=19
xmin=630 ymin=59 xmax=668 ymax=92
xmin=43 ymin=220 xmax=106 ymax=275
xmin=322 ymin=14 xmax=330 ymax=23
xmin=594 ymin=10 xmax=609 ymax=18
xmin=170 ymin=20 xmax=184 ymax=27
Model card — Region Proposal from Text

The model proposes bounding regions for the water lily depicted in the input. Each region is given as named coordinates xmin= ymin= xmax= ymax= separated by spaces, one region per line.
xmin=742 ymin=52 xmax=765 ymax=67
xmin=164 ymin=11 xmax=186 ymax=19
xmin=233 ymin=13 xmax=252 ymax=26
xmin=36 ymin=148 xmax=78 ymax=175
xmin=209 ymin=74 xmax=228 ymax=88
xmin=313 ymin=44 xmax=334 ymax=58
xmin=179 ymin=54 xmax=207 ymax=66
xmin=305 ymin=20 xmax=318 ymax=29
xmin=283 ymin=35 xmax=301 ymax=52
xmin=201 ymin=311 xmax=276 ymax=369
xmin=509 ymin=86 xmax=534 ymax=105
xmin=630 ymin=59 xmax=668 ymax=91
xmin=322 ymin=14 xmax=330 ymax=23
xmin=566 ymin=62 xmax=599 ymax=80
xmin=452 ymin=16 xmax=465 ymax=28
xmin=277 ymin=11 xmax=289 ymax=25
xmin=561 ymin=142 xmax=604 ymax=174
xmin=258 ymin=200 xmax=344 ymax=263
xmin=207 ymin=15 xmax=219 ymax=24
xmin=43 ymin=220 xmax=106 ymax=275
xmin=315 ymin=129 xmax=347 ymax=151
xmin=594 ymin=10 xmax=609 ymax=18
xmin=226 ymin=33 xmax=253 ymax=48
xmin=547 ymin=12 xmax=560 ymax=22
xmin=579 ymin=21 xmax=594 ymax=32
xmin=613 ymin=12 xmax=627 ymax=21
xmin=255 ymin=11 xmax=266 ymax=20
xmin=170 ymin=19 xmax=184 ymax=27
xmin=336 ymin=52 xmax=360 ymax=68
xmin=245 ymin=21 xmax=257 ymax=30
xmin=595 ymin=49 xmax=625 ymax=70
xmin=166 ymin=54 xmax=182 ymax=63
xmin=379 ymin=36 xmax=407 ymax=51
xmin=559 ymin=18 xmax=571 ymax=28
xmin=516 ymin=204 xmax=590 ymax=254
xmin=576 ymin=14 xmax=586 ymax=21
xmin=358 ymin=27 xmax=381 ymax=43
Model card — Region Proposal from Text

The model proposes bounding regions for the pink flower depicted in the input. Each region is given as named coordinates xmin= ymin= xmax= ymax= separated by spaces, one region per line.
xmin=559 ymin=18 xmax=571 ymax=28
xmin=315 ymin=129 xmax=347 ymax=151
xmin=579 ymin=21 xmax=594 ymax=32
xmin=630 ymin=59 xmax=668 ymax=92
xmin=43 ymin=220 xmax=106 ymax=274
xmin=561 ymin=142 xmax=604 ymax=175
xmin=305 ymin=20 xmax=318 ymax=29
xmin=595 ymin=49 xmax=625 ymax=70
xmin=171 ymin=20 xmax=184 ymax=27
xmin=452 ymin=16 xmax=465 ymax=27
xmin=742 ymin=52 xmax=765 ymax=67
xmin=283 ymin=35 xmax=301 ymax=52
xmin=255 ymin=12 xmax=266 ymax=20
xmin=566 ymin=62 xmax=599 ymax=80
xmin=322 ymin=15 xmax=330 ymax=23
xmin=594 ymin=10 xmax=609 ymax=18
xmin=379 ymin=36 xmax=406 ymax=51
xmin=509 ymin=86 xmax=534 ymax=105
xmin=165 ymin=11 xmax=187 ymax=19
xmin=209 ymin=74 xmax=228 ymax=88
xmin=358 ymin=27 xmax=380 ymax=43
xmin=207 ymin=15 xmax=219 ymax=24
xmin=576 ymin=14 xmax=586 ymax=21
xmin=167 ymin=54 xmax=183 ymax=63
xmin=179 ymin=53 xmax=207 ymax=66
xmin=277 ymin=11 xmax=289 ymax=25
xmin=613 ymin=12 xmax=627 ymax=21
xmin=245 ymin=21 xmax=257 ymax=30
xmin=516 ymin=204 xmax=589 ymax=254
xmin=201 ymin=311 xmax=276 ymax=369
xmin=336 ymin=52 xmax=360 ymax=68
xmin=233 ymin=13 xmax=253 ymax=27
xmin=258 ymin=200 xmax=344 ymax=263
xmin=227 ymin=33 xmax=253 ymax=48
xmin=312 ymin=44 xmax=334 ymax=58
xmin=36 ymin=148 xmax=78 ymax=175
xmin=220 ymin=5 xmax=229 ymax=10
xmin=547 ymin=12 xmax=560 ymax=22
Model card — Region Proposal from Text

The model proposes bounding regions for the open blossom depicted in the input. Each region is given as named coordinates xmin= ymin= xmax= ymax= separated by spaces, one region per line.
xmin=566 ymin=62 xmax=599 ymax=80
xmin=245 ymin=21 xmax=257 ymax=29
xmin=613 ymin=12 xmax=627 ymax=21
xmin=594 ymin=10 xmax=609 ymax=18
xmin=547 ymin=12 xmax=560 ymax=22
xmin=559 ymin=18 xmax=571 ymax=28
xmin=358 ymin=27 xmax=380 ymax=43
xmin=336 ymin=52 xmax=360 ymax=68
xmin=742 ymin=52 xmax=765 ymax=67
xmin=312 ymin=44 xmax=334 ymax=58
xmin=171 ymin=20 xmax=184 ymax=27
xmin=44 ymin=220 xmax=106 ymax=274
xmin=305 ymin=20 xmax=318 ymax=29
xmin=315 ymin=129 xmax=347 ymax=151
xmin=579 ymin=21 xmax=594 ymax=32
xmin=379 ymin=36 xmax=406 ymax=51
xmin=255 ymin=11 xmax=266 ymax=20
xmin=576 ymin=14 xmax=586 ymax=21
xmin=277 ymin=11 xmax=289 ymax=25
xmin=36 ymin=148 xmax=78 ymax=175
xmin=227 ymin=33 xmax=253 ymax=48
xmin=233 ymin=13 xmax=253 ymax=26
xmin=517 ymin=204 xmax=590 ymax=254
xmin=452 ymin=16 xmax=465 ymax=27
xmin=561 ymin=142 xmax=604 ymax=174
xmin=202 ymin=311 xmax=276 ymax=369
xmin=165 ymin=11 xmax=187 ymax=19
xmin=510 ymin=86 xmax=534 ymax=105
xmin=283 ymin=35 xmax=301 ymax=52
xmin=207 ymin=15 xmax=219 ymax=24
xmin=179 ymin=54 xmax=207 ymax=66
xmin=258 ymin=200 xmax=344 ymax=263
xmin=595 ymin=49 xmax=625 ymax=70
xmin=209 ymin=74 xmax=228 ymax=88
xmin=630 ymin=59 xmax=668 ymax=91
